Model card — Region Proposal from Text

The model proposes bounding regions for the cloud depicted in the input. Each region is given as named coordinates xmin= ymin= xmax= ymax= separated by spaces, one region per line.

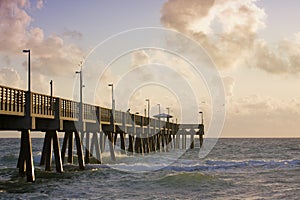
xmin=62 ymin=29 xmax=83 ymax=40
xmin=0 ymin=67 xmax=23 ymax=88
xmin=25 ymin=32 xmax=83 ymax=76
xmin=0 ymin=0 xmax=84 ymax=79
xmin=161 ymin=0 xmax=215 ymax=34
xmin=161 ymin=0 xmax=300 ymax=74
xmin=0 ymin=0 xmax=31 ymax=54
xmin=131 ymin=50 xmax=150 ymax=68
xmin=36 ymin=0 xmax=43 ymax=9
xmin=223 ymin=95 xmax=300 ymax=137
xmin=222 ymin=76 xmax=235 ymax=98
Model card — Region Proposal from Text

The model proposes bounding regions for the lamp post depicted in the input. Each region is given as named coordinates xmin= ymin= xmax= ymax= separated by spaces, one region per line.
xmin=157 ymin=103 xmax=161 ymax=121
xmin=166 ymin=107 xmax=170 ymax=122
xmin=166 ymin=107 xmax=170 ymax=115
xmin=145 ymin=99 xmax=150 ymax=119
xmin=76 ymin=69 xmax=83 ymax=123
xmin=157 ymin=104 xmax=161 ymax=115
xmin=22 ymin=49 xmax=31 ymax=93
xmin=50 ymin=80 xmax=53 ymax=97
xmin=50 ymin=80 xmax=53 ymax=114
xmin=108 ymin=83 xmax=115 ymax=117
xmin=22 ymin=49 xmax=31 ymax=122
xmin=199 ymin=111 xmax=203 ymax=124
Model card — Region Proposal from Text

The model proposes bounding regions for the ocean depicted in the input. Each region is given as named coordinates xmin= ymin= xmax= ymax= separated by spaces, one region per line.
xmin=0 ymin=138 xmax=299 ymax=199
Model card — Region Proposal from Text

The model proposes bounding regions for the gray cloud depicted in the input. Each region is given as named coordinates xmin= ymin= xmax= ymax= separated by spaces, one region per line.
xmin=62 ymin=29 xmax=83 ymax=40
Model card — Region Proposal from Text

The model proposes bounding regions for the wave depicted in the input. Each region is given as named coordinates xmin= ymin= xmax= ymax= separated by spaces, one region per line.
xmin=156 ymin=172 xmax=217 ymax=188
xmin=2 ymin=151 xmax=299 ymax=174
xmin=89 ymin=158 xmax=300 ymax=173
xmin=204 ymin=159 xmax=300 ymax=170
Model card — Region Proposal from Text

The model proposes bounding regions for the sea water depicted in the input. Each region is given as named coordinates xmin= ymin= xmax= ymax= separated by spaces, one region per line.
xmin=0 ymin=138 xmax=299 ymax=199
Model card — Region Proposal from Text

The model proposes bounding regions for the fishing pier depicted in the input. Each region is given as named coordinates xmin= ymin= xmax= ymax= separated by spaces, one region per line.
xmin=0 ymin=84 xmax=204 ymax=182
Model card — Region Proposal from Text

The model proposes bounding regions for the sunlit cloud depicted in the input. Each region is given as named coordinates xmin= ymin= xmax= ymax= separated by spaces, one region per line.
xmin=161 ymin=0 xmax=300 ymax=74
xmin=0 ymin=0 xmax=84 ymax=89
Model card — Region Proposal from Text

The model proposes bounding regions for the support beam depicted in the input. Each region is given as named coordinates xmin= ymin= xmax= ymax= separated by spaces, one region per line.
xmin=85 ymin=132 xmax=91 ymax=164
xmin=182 ymin=134 xmax=186 ymax=149
xmin=67 ymin=132 xmax=73 ymax=163
xmin=40 ymin=131 xmax=51 ymax=166
xmin=200 ymin=134 xmax=203 ymax=148
xmin=107 ymin=132 xmax=116 ymax=161
xmin=120 ymin=132 xmax=126 ymax=154
xmin=61 ymin=131 xmax=69 ymax=164
xmin=17 ymin=130 xmax=35 ymax=182
xmin=74 ymin=131 xmax=85 ymax=170
xmin=113 ymin=132 xmax=117 ymax=149
xmin=156 ymin=133 xmax=161 ymax=152
xmin=175 ymin=134 xmax=180 ymax=149
xmin=52 ymin=131 xmax=63 ymax=173
xmin=45 ymin=132 xmax=53 ymax=171
xmin=40 ymin=131 xmax=63 ymax=172
xmin=90 ymin=132 xmax=102 ymax=164
xmin=127 ymin=134 xmax=134 ymax=155
xmin=99 ymin=131 xmax=105 ymax=153
xmin=190 ymin=131 xmax=195 ymax=149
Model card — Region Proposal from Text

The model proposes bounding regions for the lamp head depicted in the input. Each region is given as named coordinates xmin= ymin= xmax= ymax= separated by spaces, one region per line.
xmin=108 ymin=83 xmax=113 ymax=87
xmin=22 ymin=49 xmax=30 ymax=53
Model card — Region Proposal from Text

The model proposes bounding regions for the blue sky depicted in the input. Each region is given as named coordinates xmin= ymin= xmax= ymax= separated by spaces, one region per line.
xmin=30 ymin=1 xmax=164 ymax=48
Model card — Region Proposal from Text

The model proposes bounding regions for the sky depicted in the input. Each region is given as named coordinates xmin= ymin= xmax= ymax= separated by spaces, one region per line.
xmin=0 ymin=0 xmax=300 ymax=138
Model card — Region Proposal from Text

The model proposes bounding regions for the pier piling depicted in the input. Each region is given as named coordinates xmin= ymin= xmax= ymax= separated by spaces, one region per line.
xmin=40 ymin=130 xmax=63 ymax=172
xmin=17 ymin=130 xmax=35 ymax=182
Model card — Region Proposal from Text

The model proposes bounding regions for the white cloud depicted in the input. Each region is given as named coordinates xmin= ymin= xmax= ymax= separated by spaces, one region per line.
xmin=131 ymin=50 xmax=150 ymax=68
xmin=0 ymin=67 xmax=23 ymax=88
xmin=223 ymin=95 xmax=300 ymax=137
xmin=222 ymin=76 xmax=235 ymax=98
xmin=0 ymin=0 xmax=84 ymax=90
xmin=36 ymin=0 xmax=43 ymax=10
xmin=161 ymin=0 xmax=300 ymax=74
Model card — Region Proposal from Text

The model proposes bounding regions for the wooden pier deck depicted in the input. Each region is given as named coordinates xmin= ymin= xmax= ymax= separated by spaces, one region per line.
xmin=0 ymin=85 xmax=204 ymax=182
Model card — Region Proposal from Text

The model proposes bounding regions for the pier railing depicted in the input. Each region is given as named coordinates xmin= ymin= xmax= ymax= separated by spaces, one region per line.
xmin=0 ymin=85 xmax=26 ymax=116
xmin=0 ymin=85 xmax=182 ymax=129
xmin=32 ymin=92 xmax=54 ymax=118
xmin=60 ymin=98 xmax=79 ymax=120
